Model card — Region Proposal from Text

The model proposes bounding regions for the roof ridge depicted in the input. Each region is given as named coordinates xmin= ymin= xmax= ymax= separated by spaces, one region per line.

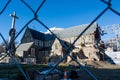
xmin=54 ymin=22 xmax=97 ymax=33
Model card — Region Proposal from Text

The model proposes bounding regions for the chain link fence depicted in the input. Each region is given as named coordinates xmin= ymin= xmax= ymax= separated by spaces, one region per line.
xmin=0 ymin=0 xmax=120 ymax=80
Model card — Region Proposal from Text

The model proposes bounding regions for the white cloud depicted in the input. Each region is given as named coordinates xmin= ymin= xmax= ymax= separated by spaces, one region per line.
xmin=45 ymin=27 xmax=64 ymax=34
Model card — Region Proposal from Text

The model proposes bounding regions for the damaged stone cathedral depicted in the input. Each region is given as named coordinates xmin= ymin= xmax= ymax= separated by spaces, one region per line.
xmin=15 ymin=22 xmax=104 ymax=64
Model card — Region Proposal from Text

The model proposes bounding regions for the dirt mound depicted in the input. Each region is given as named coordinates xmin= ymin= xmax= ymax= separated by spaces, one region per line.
xmin=69 ymin=59 xmax=120 ymax=69
xmin=80 ymin=60 xmax=120 ymax=68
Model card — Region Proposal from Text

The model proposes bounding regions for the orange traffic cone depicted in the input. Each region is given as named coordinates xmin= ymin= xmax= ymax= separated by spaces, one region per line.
xmin=63 ymin=69 xmax=67 ymax=80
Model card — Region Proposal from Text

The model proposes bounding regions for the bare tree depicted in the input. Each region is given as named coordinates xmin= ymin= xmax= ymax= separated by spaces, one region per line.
xmin=0 ymin=40 xmax=19 ymax=53
xmin=0 ymin=42 xmax=5 ymax=53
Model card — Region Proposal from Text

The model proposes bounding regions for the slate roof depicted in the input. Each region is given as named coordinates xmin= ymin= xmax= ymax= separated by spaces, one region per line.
xmin=28 ymin=28 xmax=44 ymax=41
xmin=53 ymin=22 xmax=98 ymax=38
xmin=28 ymin=28 xmax=55 ymax=41
xmin=16 ymin=42 xmax=34 ymax=51
xmin=44 ymin=34 xmax=55 ymax=41
xmin=27 ymin=22 xmax=98 ymax=41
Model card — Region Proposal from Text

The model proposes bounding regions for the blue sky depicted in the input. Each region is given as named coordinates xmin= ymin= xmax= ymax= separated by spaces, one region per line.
xmin=0 ymin=0 xmax=120 ymax=43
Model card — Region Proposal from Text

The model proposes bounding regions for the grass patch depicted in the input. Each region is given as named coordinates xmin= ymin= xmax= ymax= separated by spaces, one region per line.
xmin=0 ymin=64 xmax=48 ymax=79
xmin=1 ymin=63 xmax=120 ymax=80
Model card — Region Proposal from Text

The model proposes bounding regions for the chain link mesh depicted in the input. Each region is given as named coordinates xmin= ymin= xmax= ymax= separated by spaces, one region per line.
xmin=0 ymin=0 xmax=120 ymax=80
